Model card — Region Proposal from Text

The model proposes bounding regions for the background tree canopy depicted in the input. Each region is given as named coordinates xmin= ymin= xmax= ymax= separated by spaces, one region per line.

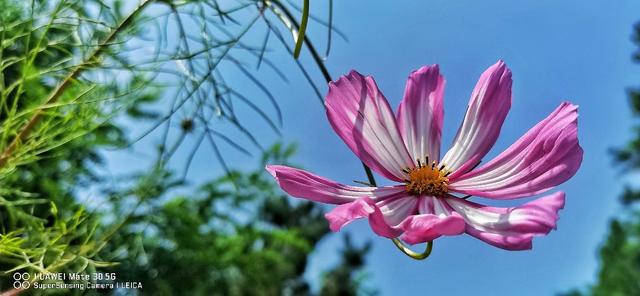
xmin=560 ymin=22 xmax=640 ymax=296
xmin=0 ymin=0 xmax=375 ymax=295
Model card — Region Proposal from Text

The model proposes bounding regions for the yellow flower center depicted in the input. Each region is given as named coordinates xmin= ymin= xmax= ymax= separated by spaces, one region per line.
xmin=404 ymin=159 xmax=450 ymax=197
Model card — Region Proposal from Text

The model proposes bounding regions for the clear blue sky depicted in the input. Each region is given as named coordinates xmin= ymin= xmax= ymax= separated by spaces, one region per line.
xmin=104 ymin=0 xmax=640 ymax=295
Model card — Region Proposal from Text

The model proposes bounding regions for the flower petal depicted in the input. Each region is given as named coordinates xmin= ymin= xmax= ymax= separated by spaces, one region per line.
xmin=399 ymin=196 xmax=466 ymax=244
xmin=449 ymin=103 xmax=583 ymax=199
xmin=325 ymin=195 xmax=416 ymax=238
xmin=396 ymin=65 xmax=446 ymax=163
xmin=325 ymin=194 xmax=468 ymax=243
xmin=445 ymin=192 xmax=565 ymax=250
xmin=441 ymin=61 xmax=512 ymax=172
xmin=266 ymin=165 xmax=405 ymax=204
xmin=377 ymin=195 xmax=420 ymax=226
xmin=326 ymin=71 xmax=414 ymax=181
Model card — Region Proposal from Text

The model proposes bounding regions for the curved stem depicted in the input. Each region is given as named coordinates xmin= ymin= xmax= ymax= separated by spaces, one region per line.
xmin=392 ymin=238 xmax=433 ymax=260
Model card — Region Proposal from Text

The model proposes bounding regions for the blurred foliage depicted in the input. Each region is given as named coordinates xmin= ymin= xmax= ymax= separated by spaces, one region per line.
xmin=0 ymin=0 xmax=147 ymax=284
xmin=0 ymin=0 xmax=375 ymax=295
xmin=99 ymin=143 xmax=375 ymax=295
xmin=561 ymin=22 xmax=640 ymax=296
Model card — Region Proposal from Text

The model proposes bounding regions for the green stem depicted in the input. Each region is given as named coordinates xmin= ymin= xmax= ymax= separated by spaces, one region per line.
xmin=266 ymin=0 xmax=331 ymax=82
xmin=362 ymin=163 xmax=377 ymax=187
xmin=269 ymin=2 xmax=434 ymax=260
xmin=392 ymin=238 xmax=433 ymax=260
xmin=292 ymin=0 xmax=309 ymax=58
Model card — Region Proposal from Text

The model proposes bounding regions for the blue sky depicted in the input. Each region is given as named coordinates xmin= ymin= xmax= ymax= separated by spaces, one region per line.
xmin=105 ymin=0 xmax=640 ymax=295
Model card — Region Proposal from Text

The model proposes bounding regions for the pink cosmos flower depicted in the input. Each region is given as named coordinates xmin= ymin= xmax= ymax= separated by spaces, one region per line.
xmin=266 ymin=61 xmax=583 ymax=250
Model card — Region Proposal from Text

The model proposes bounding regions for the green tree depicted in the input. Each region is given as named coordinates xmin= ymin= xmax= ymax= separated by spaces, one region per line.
xmin=100 ymin=144 xmax=375 ymax=295
xmin=0 ymin=0 xmax=375 ymax=295
xmin=0 ymin=0 xmax=145 ymax=286
xmin=561 ymin=22 xmax=640 ymax=296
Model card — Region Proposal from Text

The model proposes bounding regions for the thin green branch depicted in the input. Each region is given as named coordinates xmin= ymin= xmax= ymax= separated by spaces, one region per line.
xmin=0 ymin=0 xmax=154 ymax=167
xmin=266 ymin=0 xmax=331 ymax=82
xmin=293 ymin=0 xmax=309 ymax=58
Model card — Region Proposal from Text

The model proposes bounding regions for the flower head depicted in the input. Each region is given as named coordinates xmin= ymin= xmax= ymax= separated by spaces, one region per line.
xmin=266 ymin=61 xmax=583 ymax=250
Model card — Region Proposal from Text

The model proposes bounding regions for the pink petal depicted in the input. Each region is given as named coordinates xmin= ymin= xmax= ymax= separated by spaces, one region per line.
xmin=325 ymin=195 xmax=417 ymax=238
xmin=445 ymin=192 xmax=566 ymax=250
xmin=326 ymin=71 xmax=414 ymax=182
xmin=266 ymin=165 xmax=405 ymax=204
xmin=449 ymin=102 xmax=583 ymax=199
xmin=400 ymin=196 xmax=465 ymax=244
xmin=377 ymin=195 xmax=420 ymax=226
xmin=325 ymin=195 xmax=468 ymax=243
xmin=441 ymin=61 xmax=512 ymax=173
xmin=396 ymin=65 xmax=446 ymax=163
